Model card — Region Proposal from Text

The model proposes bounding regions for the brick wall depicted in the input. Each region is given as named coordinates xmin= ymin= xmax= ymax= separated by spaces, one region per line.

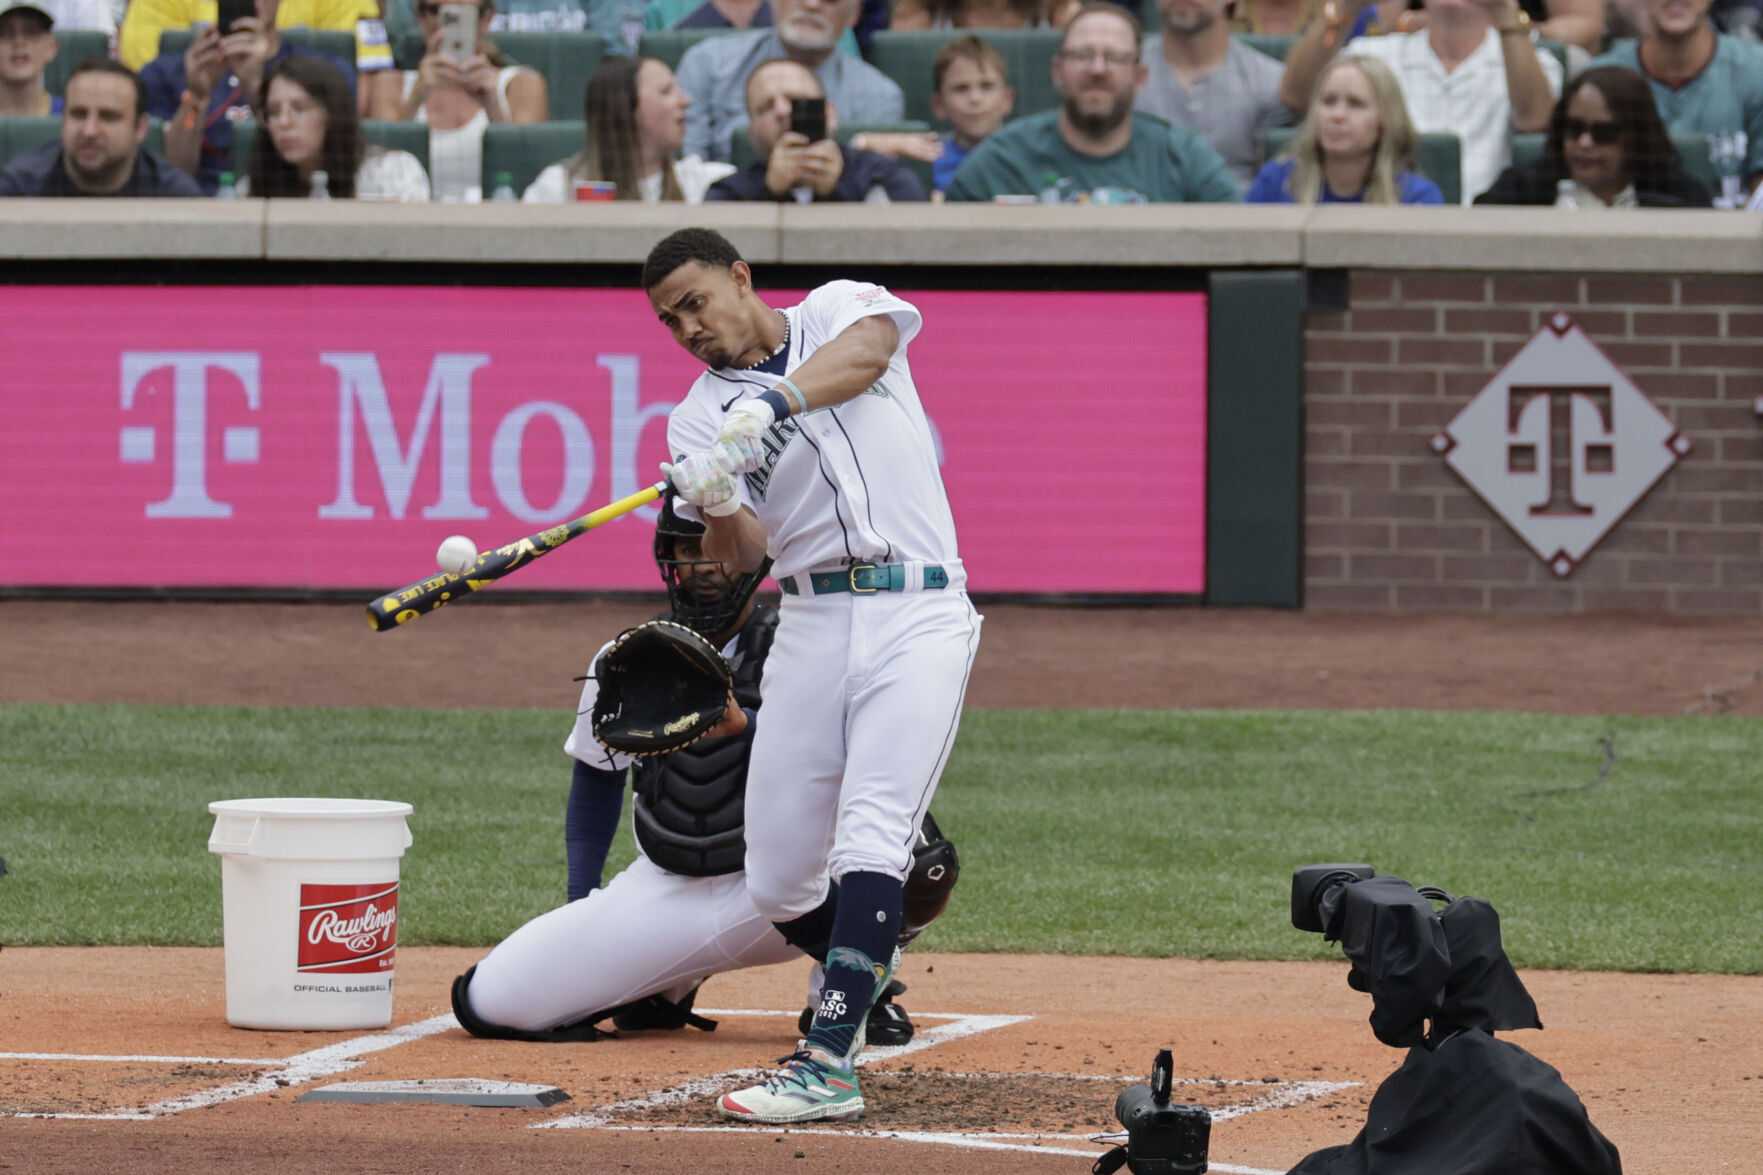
xmin=1304 ymin=272 xmax=1763 ymax=612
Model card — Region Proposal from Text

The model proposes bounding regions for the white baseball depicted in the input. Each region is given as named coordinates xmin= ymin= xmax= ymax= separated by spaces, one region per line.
xmin=436 ymin=535 xmax=478 ymax=575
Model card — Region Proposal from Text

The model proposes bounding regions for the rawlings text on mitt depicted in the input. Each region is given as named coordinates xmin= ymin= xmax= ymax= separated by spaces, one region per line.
xmin=591 ymin=620 xmax=735 ymax=756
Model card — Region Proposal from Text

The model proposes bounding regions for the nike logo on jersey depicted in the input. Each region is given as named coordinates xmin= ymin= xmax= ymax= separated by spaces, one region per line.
xmin=742 ymin=419 xmax=799 ymax=502
xmin=720 ymin=393 xmax=743 ymax=411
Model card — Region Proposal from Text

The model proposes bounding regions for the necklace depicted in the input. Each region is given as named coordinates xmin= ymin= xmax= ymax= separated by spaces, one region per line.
xmin=738 ymin=312 xmax=789 ymax=370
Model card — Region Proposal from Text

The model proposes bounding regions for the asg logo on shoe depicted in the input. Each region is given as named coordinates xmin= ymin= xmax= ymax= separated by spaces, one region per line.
xmin=818 ymin=989 xmax=848 ymax=1018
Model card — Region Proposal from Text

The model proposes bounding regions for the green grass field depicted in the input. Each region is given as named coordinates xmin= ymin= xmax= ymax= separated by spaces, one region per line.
xmin=2 ymin=703 xmax=1758 ymax=973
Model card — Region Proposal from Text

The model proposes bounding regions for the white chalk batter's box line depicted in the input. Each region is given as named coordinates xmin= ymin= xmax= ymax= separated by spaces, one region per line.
xmin=3 ymin=1005 xmax=1357 ymax=1172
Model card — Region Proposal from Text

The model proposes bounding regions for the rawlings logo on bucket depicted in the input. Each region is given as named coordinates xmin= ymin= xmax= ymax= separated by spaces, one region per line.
xmin=298 ymin=883 xmax=399 ymax=973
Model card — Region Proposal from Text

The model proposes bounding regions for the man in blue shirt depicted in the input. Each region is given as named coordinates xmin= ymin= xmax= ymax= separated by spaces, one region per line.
xmin=1591 ymin=0 xmax=1763 ymax=206
xmin=140 ymin=0 xmax=355 ymax=194
xmin=0 ymin=57 xmax=202 ymax=195
xmin=707 ymin=57 xmax=925 ymax=200
xmin=675 ymin=0 xmax=901 ymax=161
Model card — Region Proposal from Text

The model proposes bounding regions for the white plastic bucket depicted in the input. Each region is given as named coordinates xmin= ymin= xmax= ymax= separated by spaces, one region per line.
xmin=207 ymin=798 xmax=414 ymax=1030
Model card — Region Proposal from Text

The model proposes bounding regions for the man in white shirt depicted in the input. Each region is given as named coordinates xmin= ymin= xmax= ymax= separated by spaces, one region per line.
xmin=1279 ymin=0 xmax=1560 ymax=201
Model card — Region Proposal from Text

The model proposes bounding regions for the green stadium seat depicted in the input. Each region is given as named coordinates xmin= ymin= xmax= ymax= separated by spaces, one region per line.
xmin=490 ymin=31 xmax=605 ymax=122
xmin=1237 ymin=33 xmax=1298 ymax=61
xmin=868 ymin=29 xmax=1064 ymax=128
xmin=43 ymin=30 xmax=110 ymax=97
xmin=0 ymin=115 xmax=167 ymax=167
xmin=728 ymin=121 xmax=935 ymax=192
xmin=637 ymin=27 xmax=743 ymax=71
xmin=159 ymin=26 xmax=357 ymax=67
xmin=1261 ymin=126 xmax=1461 ymax=204
xmin=481 ymin=120 xmax=586 ymax=194
xmin=0 ymin=115 xmax=59 ymax=167
xmin=1508 ymin=130 xmax=1719 ymax=197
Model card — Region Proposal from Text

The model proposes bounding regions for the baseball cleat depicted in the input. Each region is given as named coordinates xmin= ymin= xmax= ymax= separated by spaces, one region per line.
xmin=717 ymin=1046 xmax=863 ymax=1124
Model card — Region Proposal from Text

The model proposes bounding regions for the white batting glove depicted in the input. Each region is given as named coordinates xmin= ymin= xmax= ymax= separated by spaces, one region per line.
xmin=661 ymin=457 xmax=742 ymax=517
xmin=711 ymin=399 xmax=777 ymax=474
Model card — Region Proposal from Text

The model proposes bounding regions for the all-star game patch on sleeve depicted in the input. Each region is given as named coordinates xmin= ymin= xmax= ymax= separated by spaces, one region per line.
xmin=801 ymin=281 xmax=923 ymax=357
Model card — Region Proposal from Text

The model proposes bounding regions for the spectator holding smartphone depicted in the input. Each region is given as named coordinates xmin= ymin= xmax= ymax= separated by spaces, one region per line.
xmin=0 ymin=56 xmax=202 ymax=193
xmin=140 ymin=0 xmax=358 ymax=194
xmin=1247 ymin=54 xmax=1444 ymax=200
xmin=706 ymin=56 xmax=926 ymax=199
xmin=369 ymin=0 xmax=546 ymax=199
xmin=0 ymin=0 xmax=61 ymax=118
xmin=119 ymin=0 xmax=380 ymax=72
xmin=523 ymin=55 xmax=734 ymax=201
xmin=240 ymin=53 xmax=430 ymax=197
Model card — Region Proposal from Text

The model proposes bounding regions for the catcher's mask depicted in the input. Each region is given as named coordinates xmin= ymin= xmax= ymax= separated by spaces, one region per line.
xmin=654 ymin=494 xmax=768 ymax=638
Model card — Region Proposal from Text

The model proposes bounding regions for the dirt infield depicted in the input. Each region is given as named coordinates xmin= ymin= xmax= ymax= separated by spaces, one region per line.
xmin=4 ymin=599 xmax=1763 ymax=1173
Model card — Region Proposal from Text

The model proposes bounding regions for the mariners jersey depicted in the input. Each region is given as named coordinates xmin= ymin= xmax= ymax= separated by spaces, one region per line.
xmin=666 ymin=281 xmax=964 ymax=583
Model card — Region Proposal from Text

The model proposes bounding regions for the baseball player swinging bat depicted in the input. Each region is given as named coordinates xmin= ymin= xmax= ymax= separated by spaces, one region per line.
xmin=364 ymin=480 xmax=668 ymax=632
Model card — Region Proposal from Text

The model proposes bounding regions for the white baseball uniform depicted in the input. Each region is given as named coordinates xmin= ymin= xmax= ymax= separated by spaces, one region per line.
xmin=463 ymin=635 xmax=800 ymax=1033
xmin=667 ymin=280 xmax=982 ymax=921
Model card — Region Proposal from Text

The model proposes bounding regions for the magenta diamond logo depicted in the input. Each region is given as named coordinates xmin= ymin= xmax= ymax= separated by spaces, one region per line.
xmin=1430 ymin=314 xmax=1692 ymax=578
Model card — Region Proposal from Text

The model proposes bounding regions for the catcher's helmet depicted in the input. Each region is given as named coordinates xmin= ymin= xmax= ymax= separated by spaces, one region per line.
xmin=654 ymin=493 xmax=768 ymax=638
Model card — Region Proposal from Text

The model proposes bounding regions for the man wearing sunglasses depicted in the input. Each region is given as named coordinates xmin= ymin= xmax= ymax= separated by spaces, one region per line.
xmin=1589 ymin=0 xmax=1763 ymax=207
xmin=946 ymin=0 xmax=1241 ymax=202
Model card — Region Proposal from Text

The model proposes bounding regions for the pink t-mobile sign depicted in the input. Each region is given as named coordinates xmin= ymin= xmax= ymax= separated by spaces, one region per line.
xmin=0 ymin=285 xmax=1206 ymax=594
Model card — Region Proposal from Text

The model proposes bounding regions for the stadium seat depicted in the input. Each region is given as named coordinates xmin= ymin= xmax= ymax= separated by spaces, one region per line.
xmin=0 ymin=115 xmax=166 ymax=167
xmin=727 ymin=121 xmax=936 ymax=192
xmin=868 ymin=29 xmax=1064 ymax=127
xmin=1508 ymin=130 xmax=1720 ymax=196
xmin=1238 ymin=33 xmax=1298 ymax=61
xmin=489 ymin=31 xmax=605 ymax=122
xmin=1260 ymin=126 xmax=1461 ymax=204
xmin=481 ymin=120 xmax=585 ymax=194
xmin=159 ymin=26 xmax=357 ymax=66
xmin=43 ymin=29 xmax=110 ymax=96
xmin=637 ymin=27 xmax=743 ymax=70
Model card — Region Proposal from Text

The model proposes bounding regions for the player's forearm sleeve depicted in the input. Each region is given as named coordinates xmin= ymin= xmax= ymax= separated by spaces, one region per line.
xmin=565 ymin=760 xmax=625 ymax=903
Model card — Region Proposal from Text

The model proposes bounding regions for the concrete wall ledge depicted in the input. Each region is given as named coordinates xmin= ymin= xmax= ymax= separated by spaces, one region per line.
xmin=3 ymin=199 xmax=1761 ymax=273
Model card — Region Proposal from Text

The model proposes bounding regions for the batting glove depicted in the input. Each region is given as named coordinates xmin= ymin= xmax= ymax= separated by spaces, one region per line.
xmin=711 ymin=399 xmax=776 ymax=475
xmin=661 ymin=456 xmax=743 ymax=517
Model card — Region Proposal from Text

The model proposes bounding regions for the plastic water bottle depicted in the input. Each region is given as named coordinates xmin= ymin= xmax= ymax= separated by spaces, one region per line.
xmin=309 ymin=169 xmax=332 ymax=201
xmin=1553 ymin=178 xmax=1578 ymax=210
xmin=215 ymin=170 xmax=237 ymax=199
xmin=489 ymin=171 xmax=517 ymax=202
xmin=1038 ymin=170 xmax=1063 ymax=205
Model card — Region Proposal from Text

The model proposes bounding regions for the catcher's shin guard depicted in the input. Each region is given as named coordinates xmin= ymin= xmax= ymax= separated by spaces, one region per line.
xmin=450 ymin=966 xmax=604 ymax=1043
xmin=609 ymin=984 xmax=719 ymax=1033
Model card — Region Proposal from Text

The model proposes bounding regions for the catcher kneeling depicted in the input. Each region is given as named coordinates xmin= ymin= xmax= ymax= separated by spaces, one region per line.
xmin=452 ymin=496 xmax=958 ymax=1043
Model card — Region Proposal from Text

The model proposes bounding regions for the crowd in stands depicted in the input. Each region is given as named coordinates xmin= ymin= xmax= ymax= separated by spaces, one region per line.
xmin=1 ymin=0 xmax=1760 ymax=207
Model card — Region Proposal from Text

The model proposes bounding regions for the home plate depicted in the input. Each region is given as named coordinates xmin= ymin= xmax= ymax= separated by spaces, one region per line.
xmin=295 ymin=1079 xmax=571 ymax=1107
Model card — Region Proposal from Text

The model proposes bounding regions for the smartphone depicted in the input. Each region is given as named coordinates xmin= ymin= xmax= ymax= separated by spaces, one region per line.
xmin=790 ymin=96 xmax=827 ymax=143
xmin=438 ymin=3 xmax=477 ymax=59
xmin=217 ymin=0 xmax=253 ymax=33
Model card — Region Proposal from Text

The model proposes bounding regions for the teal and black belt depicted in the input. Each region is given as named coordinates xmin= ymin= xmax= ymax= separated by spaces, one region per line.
xmin=780 ymin=563 xmax=950 ymax=596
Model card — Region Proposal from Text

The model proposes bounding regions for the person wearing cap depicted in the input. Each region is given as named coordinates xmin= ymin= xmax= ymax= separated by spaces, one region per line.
xmin=0 ymin=0 xmax=62 ymax=117
xmin=0 ymin=55 xmax=203 ymax=194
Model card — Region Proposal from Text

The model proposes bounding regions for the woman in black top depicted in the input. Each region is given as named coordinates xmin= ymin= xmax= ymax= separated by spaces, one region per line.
xmin=1475 ymin=64 xmax=1713 ymax=208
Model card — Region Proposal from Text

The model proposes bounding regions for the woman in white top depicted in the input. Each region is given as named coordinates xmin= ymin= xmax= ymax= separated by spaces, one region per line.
xmin=523 ymin=55 xmax=733 ymax=203
xmin=369 ymin=0 xmax=547 ymax=200
xmin=243 ymin=56 xmax=431 ymax=200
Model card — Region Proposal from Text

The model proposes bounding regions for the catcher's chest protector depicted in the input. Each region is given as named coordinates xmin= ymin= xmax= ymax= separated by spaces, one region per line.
xmin=632 ymin=607 xmax=778 ymax=876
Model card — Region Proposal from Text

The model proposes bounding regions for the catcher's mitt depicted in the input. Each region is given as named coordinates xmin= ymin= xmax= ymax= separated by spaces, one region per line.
xmin=591 ymin=620 xmax=734 ymax=756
